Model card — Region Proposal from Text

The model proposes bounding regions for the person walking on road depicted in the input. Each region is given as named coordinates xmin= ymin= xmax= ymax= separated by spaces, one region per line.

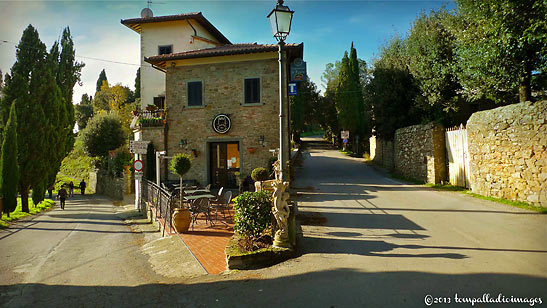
xmin=79 ymin=180 xmax=86 ymax=195
xmin=58 ymin=185 xmax=68 ymax=210
xmin=68 ymin=181 xmax=74 ymax=197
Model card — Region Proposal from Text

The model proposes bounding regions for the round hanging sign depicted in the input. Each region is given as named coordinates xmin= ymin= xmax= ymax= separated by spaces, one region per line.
xmin=212 ymin=114 xmax=231 ymax=134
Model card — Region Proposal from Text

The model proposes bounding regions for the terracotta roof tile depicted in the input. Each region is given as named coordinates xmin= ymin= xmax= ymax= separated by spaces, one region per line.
xmin=145 ymin=43 xmax=303 ymax=63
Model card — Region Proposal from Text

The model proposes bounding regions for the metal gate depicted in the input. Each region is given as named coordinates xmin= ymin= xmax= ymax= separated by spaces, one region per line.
xmin=445 ymin=124 xmax=470 ymax=188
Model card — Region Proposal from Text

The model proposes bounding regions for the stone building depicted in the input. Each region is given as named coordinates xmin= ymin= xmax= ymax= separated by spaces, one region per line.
xmin=122 ymin=11 xmax=303 ymax=188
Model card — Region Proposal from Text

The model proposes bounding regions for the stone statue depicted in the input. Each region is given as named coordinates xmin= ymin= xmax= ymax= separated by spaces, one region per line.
xmin=272 ymin=160 xmax=291 ymax=248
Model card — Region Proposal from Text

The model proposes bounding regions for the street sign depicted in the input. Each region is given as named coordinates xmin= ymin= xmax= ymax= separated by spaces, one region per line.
xmin=343 ymin=138 xmax=348 ymax=144
xmin=129 ymin=140 xmax=150 ymax=154
xmin=134 ymin=172 xmax=143 ymax=180
xmin=290 ymin=58 xmax=307 ymax=82
xmin=288 ymin=82 xmax=297 ymax=96
xmin=133 ymin=160 xmax=144 ymax=172
xmin=341 ymin=130 xmax=350 ymax=140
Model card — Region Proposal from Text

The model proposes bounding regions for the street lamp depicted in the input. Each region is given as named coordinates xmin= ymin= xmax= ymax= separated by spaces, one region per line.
xmin=268 ymin=0 xmax=293 ymax=181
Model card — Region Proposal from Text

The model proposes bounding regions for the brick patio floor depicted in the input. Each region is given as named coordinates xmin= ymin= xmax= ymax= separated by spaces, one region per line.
xmin=175 ymin=208 xmax=235 ymax=274
xmin=149 ymin=202 xmax=235 ymax=274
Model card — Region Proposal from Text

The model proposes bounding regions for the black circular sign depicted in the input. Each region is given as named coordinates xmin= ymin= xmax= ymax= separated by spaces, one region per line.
xmin=212 ymin=114 xmax=231 ymax=134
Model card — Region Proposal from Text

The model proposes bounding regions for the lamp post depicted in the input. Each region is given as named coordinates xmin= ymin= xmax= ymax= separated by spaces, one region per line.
xmin=268 ymin=0 xmax=293 ymax=181
xmin=268 ymin=0 xmax=294 ymax=249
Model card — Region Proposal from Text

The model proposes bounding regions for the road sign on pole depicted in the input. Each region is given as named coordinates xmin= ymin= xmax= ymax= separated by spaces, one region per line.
xmin=133 ymin=160 xmax=144 ymax=172
xmin=341 ymin=130 xmax=349 ymax=140
xmin=288 ymin=82 xmax=297 ymax=96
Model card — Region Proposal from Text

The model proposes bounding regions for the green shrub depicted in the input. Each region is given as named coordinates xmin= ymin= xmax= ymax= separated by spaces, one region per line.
xmin=169 ymin=153 xmax=192 ymax=177
xmin=251 ymin=167 xmax=269 ymax=182
xmin=233 ymin=191 xmax=272 ymax=238
xmin=112 ymin=149 xmax=133 ymax=177
xmin=81 ymin=113 xmax=126 ymax=158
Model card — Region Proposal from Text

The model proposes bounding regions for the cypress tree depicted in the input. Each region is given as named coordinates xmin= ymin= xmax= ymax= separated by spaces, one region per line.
xmin=1 ymin=25 xmax=48 ymax=212
xmin=145 ymin=142 xmax=155 ymax=181
xmin=348 ymin=43 xmax=367 ymax=152
xmin=335 ymin=50 xmax=361 ymax=149
xmin=134 ymin=68 xmax=141 ymax=99
xmin=0 ymin=101 xmax=19 ymax=217
xmin=96 ymin=69 xmax=107 ymax=94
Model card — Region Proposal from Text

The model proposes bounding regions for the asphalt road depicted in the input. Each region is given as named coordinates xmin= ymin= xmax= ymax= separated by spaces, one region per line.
xmin=1 ymin=138 xmax=546 ymax=307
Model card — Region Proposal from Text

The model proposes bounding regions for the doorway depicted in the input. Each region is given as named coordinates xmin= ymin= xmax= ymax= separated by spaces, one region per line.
xmin=209 ymin=142 xmax=240 ymax=188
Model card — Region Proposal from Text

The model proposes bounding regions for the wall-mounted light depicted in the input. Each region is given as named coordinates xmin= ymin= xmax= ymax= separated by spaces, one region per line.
xmin=179 ymin=139 xmax=188 ymax=148
xmin=258 ymin=135 xmax=265 ymax=146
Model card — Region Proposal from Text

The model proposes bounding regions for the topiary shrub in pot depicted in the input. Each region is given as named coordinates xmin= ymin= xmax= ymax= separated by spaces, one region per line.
xmin=251 ymin=167 xmax=269 ymax=191
xmin=169 ymin=153 xmax=192 ymax=233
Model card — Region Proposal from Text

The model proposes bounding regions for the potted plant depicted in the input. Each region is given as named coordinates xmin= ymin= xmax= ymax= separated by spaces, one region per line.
xmin=251 ymin=167 xmax=269 ymax=192
xmin=235 ymin=171 xmax=245 ymax=194
xmin=169 ymin=153 xmax=192 ymax=233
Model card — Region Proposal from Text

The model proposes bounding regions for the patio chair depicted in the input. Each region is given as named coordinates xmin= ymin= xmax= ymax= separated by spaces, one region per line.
xmin=213 ymin=190 xmax=233 ymax=222
xmin=188 ymin=197 xmax=214 ymax=230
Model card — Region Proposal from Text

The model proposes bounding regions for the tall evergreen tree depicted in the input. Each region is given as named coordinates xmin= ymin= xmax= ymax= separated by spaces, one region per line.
xmin=1 ymin=25 xmax=49 ymax=212
xmin=134 ymin=68 xmax=141 ymax=99
xmin=0 ymin=101 xmax=19 ymax=217
xmin=1 ymin=25 xmax=82 ymax=212
xmin=96 ymin=69 xmax=107 ymax=94
xmin=348 ymin=42 xmax=368 ymax=152
xmin=336 ymin=45 xmax=364 ymax=151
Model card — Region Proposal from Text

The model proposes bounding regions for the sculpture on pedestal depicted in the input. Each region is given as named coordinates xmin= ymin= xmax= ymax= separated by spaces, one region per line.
xmin=272 ymin=160 xmax=291 ymax=248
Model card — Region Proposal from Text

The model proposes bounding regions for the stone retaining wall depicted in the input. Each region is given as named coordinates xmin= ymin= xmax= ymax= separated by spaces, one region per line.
xmin=369 ymin=136 xmax=394 ymax=170
xmin=467 ymin=101 xmax=547 ymax=206
xmin=394 ymin=123 xmax=446 ymax=184
xmin=93 ymin=170 xmax=124 ymax=201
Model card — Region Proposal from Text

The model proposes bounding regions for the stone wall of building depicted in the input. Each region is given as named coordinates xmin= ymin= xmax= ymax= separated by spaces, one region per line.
xmin=467 ymin=101 xmax=547 ymax=207
xmin=394 ymin=123 xmax=446 ymax=184
xmin=163 ymin=57 xmax=285 ymax=185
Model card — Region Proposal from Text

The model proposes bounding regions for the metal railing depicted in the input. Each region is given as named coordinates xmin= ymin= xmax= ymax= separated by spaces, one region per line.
xmin=141 ymin=179 xmax=179 ymax=236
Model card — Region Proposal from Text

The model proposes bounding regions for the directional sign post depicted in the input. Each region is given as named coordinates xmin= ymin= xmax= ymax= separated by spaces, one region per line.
xmin=129 ymin=140 xmax=150 ymax=154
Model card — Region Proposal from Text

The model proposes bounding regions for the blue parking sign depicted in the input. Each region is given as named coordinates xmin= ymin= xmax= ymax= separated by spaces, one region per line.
xmin=288 ymin=83 xmax=297 ymax=96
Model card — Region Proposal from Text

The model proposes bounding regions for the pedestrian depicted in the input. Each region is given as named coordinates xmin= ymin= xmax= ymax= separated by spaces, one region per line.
xmin=79 ymin=179 xmax=86 ymax=195
xmin=68 ymin=181 xmax=74 ymax=197
xmin=58 ymin=185 xmax=68 ymax=210
xmin=48 ymin=185 xmax=53 ymax=199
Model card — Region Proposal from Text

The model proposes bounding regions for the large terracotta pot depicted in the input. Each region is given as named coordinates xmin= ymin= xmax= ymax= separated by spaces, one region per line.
xmin=172 ymin=207 xmax=191 ymax=233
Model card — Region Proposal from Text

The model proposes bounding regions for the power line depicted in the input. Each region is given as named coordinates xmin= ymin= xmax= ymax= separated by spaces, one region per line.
xmin=1 ymin=39 xmax=154 ymax=68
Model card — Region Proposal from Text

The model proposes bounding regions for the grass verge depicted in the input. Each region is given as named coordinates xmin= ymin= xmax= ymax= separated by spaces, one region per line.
xmin=1 ymin=198 xmax=55 ymax=229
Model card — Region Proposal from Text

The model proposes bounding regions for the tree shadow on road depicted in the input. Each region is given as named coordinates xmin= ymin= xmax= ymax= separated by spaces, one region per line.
xmin=1 ymin=269 xmax=545 ymax=308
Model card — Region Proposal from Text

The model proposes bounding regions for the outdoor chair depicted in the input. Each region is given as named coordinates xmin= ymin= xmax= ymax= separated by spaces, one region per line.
xmin=213 ymin=190 xmax=233 ymax=222
xmin=188 ymin=197 xmax=214 ymax=230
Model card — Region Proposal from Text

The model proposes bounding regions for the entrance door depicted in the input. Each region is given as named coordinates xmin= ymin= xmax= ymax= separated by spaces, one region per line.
xmin=210 ymin=142 xmax=240 ymax=188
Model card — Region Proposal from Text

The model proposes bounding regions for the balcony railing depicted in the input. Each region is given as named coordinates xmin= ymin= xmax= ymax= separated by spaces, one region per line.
xmin=133 ymin=109 xmax=166 ymax=128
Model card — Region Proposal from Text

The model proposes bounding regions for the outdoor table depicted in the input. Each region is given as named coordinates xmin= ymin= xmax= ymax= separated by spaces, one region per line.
xmin=184 ymin=189 xmax=211 ymax=195
xmin=183 ymin=194 xmax=216 ymax=201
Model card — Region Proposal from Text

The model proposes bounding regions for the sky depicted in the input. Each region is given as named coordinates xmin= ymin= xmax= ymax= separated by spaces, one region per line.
xmin=0 ymin=0 xmax=454 ymax=105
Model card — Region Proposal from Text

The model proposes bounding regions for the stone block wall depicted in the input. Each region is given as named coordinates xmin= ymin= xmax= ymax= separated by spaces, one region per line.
xmin=369 ymin=135 xmax=394 ymax=170
xmin=467 ymin=101 xmax=547 ymax=206
xmin=94 ymin=170 xmax=124 ymax=201
xmin=394 ymin=123 xmax=446 ymax=184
